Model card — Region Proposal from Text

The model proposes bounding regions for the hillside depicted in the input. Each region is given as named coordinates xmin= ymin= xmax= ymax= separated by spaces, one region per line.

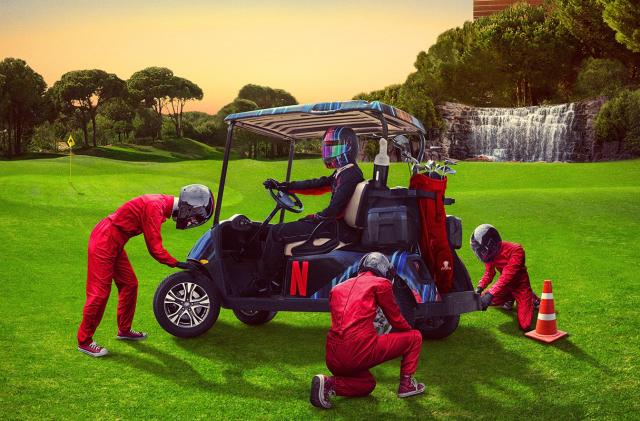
xmin=75 ymin=138 xmax=224 ymax=162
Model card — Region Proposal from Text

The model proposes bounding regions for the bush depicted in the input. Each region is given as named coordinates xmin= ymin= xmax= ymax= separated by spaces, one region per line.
xmin=573 ymin=58 xmax=630 ymax=100
xmin=29 ymin=120 xmax=69 ymax=152
xmin=595 ymin=89 xmax=640 ymax=155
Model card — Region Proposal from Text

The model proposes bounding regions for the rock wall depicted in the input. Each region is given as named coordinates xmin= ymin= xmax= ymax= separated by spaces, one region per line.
xmin=434 ymin=98 xmax=608 ymax=162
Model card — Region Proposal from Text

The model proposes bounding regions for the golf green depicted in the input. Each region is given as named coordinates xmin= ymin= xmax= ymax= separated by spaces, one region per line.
xmin=0 ymin=156 xmax=638 ymax=419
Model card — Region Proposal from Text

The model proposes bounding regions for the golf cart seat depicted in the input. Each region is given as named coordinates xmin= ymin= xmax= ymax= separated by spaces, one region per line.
xmin=284 ymin=181 xmax=369 ymax=256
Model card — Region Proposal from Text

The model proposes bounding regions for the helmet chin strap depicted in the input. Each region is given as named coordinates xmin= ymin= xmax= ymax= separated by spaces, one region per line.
xmin=172 ymin=197 xmax=179 ymax=220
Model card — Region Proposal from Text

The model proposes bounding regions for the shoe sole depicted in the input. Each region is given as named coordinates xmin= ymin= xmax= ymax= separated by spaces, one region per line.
xmin=116 ymin=335 xmax=147 ymax=341
xmin=77 ymin=346 xmax=108 ymax=357
xmin=310 ymin=375 xmax=331 ymax=409
xmin=398 ymin=386 xmax=425 ymax=398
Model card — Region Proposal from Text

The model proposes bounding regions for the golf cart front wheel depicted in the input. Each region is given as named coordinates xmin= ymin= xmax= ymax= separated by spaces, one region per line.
xmin=232 ymin=309 xmax=277 ymax=325
xmin=153 ymin=271 xmax=220 ymax=338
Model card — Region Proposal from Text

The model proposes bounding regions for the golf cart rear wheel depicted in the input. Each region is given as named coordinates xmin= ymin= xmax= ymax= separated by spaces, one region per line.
xmin=415 ymin=315 xmax=460 ymax=340
xmin=153 ymin=271 xmax=220 ymax=338
xmin=232 ymin=309 xmax=277 ymax=325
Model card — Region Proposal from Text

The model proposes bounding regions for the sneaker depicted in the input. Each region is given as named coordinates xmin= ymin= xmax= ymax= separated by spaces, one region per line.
xmin=116 ymin=329 xmax=147 ymax=341
xmin=397 ymin=375 xmax=425 ymax=398
xmin=78 ymin=341 xmax=108 ymax=357
xmin=310 ymin=374 xmax=335 ymax=409
xmin=502 ymin=300 xmax=515 ymax=311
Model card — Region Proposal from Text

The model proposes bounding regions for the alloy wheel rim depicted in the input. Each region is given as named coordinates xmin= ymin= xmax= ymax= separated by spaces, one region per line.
xmin=164 ymin=282 xmax=211 ymax=328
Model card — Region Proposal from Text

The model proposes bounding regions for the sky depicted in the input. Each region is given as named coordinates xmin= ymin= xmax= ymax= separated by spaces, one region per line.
xmin=0 ymin=0 xmax=472 ymax=114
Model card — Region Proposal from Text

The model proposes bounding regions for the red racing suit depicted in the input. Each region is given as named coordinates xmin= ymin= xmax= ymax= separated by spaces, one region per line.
xmin=325 ymin=271 xmax=422 ymax=397
xmin=77 ymin=194 xmax=178 ymax=345
xmin=477 ymin=241 xmax=538 ymax=330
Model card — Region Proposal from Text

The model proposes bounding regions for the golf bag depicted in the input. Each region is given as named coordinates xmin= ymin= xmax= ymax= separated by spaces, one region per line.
xmin=409 ymin=173 xmax=454 ymax=293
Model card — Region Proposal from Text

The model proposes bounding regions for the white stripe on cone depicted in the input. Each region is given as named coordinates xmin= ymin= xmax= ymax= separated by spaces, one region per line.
xmin=541 ymin=292 xmax=553 ymax=300
xmin=537 ymin=313 xmax=556 ymax=321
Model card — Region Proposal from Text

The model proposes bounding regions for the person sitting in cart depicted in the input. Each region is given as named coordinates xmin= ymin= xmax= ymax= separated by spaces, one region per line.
xmin=258 ymin=126 xmax=364 ymax=293
xmin=310 ymin=252 xmax=425 ymax=409
xmin=76 ymin=185 xmax=213 ymax=357
xmin=471 ymin=224 xmax=540 ymax=331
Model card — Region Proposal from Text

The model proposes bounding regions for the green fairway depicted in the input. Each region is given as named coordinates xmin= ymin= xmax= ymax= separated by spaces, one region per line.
xmin=0 ymin=156 xmax=638 ymax=419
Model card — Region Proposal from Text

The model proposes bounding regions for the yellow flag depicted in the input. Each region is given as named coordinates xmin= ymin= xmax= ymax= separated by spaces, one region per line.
xmin=67 ymin=135 xmax=76 ymax=148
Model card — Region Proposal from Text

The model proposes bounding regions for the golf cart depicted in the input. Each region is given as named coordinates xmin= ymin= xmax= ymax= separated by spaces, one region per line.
xmin=153 ymin=100 xmax=481 ymax=340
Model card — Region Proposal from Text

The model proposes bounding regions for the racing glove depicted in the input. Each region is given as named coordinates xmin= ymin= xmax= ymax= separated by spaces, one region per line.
xmin=475 ymin=286 xmax=484 ymax=294
xmin=263 ymin=178 xmax=289 ymax=191
xmin=480 ymin=293 xmax=494 ymax=311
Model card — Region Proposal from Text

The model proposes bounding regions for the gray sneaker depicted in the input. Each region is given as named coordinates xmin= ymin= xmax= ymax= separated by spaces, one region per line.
xmin=502 ymin=300 xmax=515 ymax=311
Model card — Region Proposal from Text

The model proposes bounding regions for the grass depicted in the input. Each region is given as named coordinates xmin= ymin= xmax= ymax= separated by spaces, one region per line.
xmin=0 ymin=155 xmax=638 ymax=419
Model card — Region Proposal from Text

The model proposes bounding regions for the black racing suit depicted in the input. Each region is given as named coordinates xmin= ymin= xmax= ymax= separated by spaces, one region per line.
xmin=259 ymin=164 xmax=365 ymax=288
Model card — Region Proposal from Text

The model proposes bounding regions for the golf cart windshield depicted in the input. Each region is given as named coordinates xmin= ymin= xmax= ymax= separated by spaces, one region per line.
xmin=224 ymin=100 xmax=426 ymax=140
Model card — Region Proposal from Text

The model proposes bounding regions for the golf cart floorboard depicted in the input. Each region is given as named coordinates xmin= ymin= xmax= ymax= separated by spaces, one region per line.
xmin=224 ymin=291 xmax=480 ymax=316
xmin=225 ymin=296 xmax=330 ymax=312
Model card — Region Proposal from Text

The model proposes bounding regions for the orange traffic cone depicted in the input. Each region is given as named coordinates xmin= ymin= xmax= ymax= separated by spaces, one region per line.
xmin=525 ymin=280 xmax=568 ymax=343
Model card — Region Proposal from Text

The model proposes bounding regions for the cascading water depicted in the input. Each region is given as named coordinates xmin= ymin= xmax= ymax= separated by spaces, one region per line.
xmin=468 ymin=103 xmax=577 ymax=161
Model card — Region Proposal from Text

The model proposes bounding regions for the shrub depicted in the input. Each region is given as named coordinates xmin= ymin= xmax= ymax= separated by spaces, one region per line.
xmin=595 ymin=89 xmax=640 ymax=155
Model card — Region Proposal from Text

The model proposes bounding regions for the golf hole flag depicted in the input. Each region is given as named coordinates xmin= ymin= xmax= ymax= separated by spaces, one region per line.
xmin=67 ymin=135 xmax=75 ymax=148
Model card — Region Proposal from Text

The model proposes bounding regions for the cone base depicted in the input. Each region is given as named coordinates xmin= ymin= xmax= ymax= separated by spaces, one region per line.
xmin=525 ymin=329 xmax=568 ymax=343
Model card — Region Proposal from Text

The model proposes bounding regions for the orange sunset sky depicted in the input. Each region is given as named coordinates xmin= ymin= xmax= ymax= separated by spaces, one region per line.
xmin=0 ymin=0 xmax=472 ymax=114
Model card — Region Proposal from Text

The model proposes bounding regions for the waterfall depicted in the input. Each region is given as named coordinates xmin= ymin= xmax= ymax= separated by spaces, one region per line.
xmin=468 ymin=103 xmax=577 ymax=162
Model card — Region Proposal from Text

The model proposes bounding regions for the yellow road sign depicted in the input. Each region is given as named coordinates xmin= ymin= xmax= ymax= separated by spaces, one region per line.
xmin=67 ymin=135 xmax=75 ymax=148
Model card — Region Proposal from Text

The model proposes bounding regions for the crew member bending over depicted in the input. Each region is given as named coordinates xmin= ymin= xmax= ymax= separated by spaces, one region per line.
xmin=77 ymin=185 xmax=213 ymax=357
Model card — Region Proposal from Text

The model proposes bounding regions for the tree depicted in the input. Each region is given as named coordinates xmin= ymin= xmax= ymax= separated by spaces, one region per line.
xmin=234 ymin=84 xmax=298 ymax=158
xmin=573 ymin=58 xmax=630 ymax=99
xmin=215 ymin=98 xmax=260 ymax=157
xmin=237 ymin=84 xmax=297 ymax=108
xmin=102 ymin=98 xmax=135 ymax=142
xmin=166 ymin=77 xmax=203 ymax=137
xmin=51 ymin=69 xmax=127 ymax=147
xmin=600 ymin=0 xmax=640 ymax=53
xmin=128 ymin=67 xmax=174 ymax=139
xmin=0 ymin=58 xmax=48 ymax=158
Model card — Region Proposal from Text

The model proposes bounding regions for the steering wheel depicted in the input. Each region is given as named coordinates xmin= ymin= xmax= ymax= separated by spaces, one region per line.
xmin=268 ymin=187 xmax=304 ymax=213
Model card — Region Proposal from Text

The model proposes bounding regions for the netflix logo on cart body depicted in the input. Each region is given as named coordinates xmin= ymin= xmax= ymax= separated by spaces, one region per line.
xmin=289 ymin=260 xmax=309 ymax=297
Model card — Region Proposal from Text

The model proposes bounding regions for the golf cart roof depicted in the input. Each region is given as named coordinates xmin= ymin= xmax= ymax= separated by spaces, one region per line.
xmin=224 ymin=100 xmax=426 ymax=140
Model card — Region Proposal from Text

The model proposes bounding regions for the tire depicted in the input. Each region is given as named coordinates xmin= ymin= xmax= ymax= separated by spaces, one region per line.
xmin=413 ymin=251 xmax=470 ymax=340
xmin=153 ymin=271 xmax=220 ymax=338
xmin=232 ymin=309 xmax=277 ymax=325
xmin=415 ymin=315 xmax=460 ymax=340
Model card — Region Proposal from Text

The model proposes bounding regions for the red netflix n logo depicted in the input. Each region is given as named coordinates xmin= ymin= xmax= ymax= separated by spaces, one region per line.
xmin=290 ymin=260 xmax=309 ymax=296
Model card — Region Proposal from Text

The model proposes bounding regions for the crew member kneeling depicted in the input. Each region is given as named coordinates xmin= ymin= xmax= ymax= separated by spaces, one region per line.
xmin=76 ymin=185 xmax=213 ymax=357
xmin=471 ymin=224 xmax=540 ymax=331
xmin=310 ymin=252 xmax=425 ymax=409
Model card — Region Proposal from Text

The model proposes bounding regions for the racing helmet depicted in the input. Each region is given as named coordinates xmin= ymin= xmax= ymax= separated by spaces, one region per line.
xmin=470 ymin=224 xmax=502 ymax=263
xmin=322 ymin=126 xmax=359 ymax=169
xmin=174 ymin=184 xmax=214 ymax=230
xmin=358 ymin=252 xmax=395 ymax=281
